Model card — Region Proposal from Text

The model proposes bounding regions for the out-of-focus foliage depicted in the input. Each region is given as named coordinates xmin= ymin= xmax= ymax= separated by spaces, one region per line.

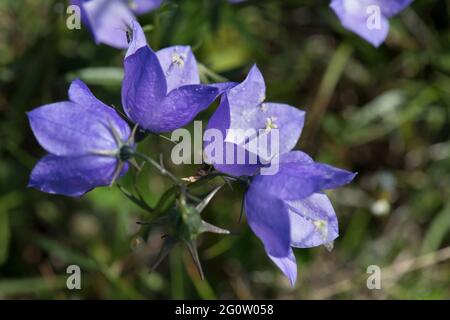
xmin=0 ymin=0 xmax=449 ymax=299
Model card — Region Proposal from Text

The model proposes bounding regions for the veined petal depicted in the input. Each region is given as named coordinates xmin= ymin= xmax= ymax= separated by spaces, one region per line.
xmin=250 ymin=160 xmax=356 ymax=201
xmin=28 ymin=154 xmax=128 ymax=197
xmin=122 ymin=46 xmax=167 ymax=129
xmin=156 ymin=46 xmax=200 ymax=93
xmin=205 ymin=95 xmax=261 ymax=177
xmin=244 ymin=187 xmax=292 ymax=258
xmin=68 ymin=79 xmax=131 ymax=141
xmin=227 ymin=64 xmax=266 ymax=110
xmin=268 ymin=248 xmax=297 ymax=286
xmin=208 ymin=82 xmax=239 ymax=94
xmin=125 ymin=19 xmax=148 ymax=58
xmin=278 ymin=150 xmax=314 ymax=165
xmin=247 ymin=102 xmax=305 ymax=157
xmin=224 ymin=67 xmax=304 ymax=161
xmin=288 ymin=193 xmax=339 ymax=248
xmin=83 ymin=0 xmax=136 ymax=49
xmin=375 ymin=0 xmax=413 ymax=17
xmin=128 ymin=0 xmax=163 ymax=15
xmin=149 ymin=85 xmax=219 ymax=133
xmin=330 ymin=0 xmax=390 ymax=47
xmin=27 ymin=102 xmax=120 ymax=156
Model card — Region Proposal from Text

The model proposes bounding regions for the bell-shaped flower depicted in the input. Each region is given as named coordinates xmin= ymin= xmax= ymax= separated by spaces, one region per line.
xmin=244 ymin=151 xmax=356 ymax=285
xmin=122 ymin=21 xmax=234 ymax=133
xmin=330 ymin=0 xmax=413 ymax=47
xmin=204 ymin=65 xmax=306 ymax=177
xmin=71 ymin=0 xmax=163 ymax=48
xmin=27 ymin=79 xmax=134 ymax=197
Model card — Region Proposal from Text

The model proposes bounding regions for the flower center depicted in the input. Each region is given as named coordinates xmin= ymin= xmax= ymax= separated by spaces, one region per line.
xmin=172 ymin=53 xmax=185 ymax=68
xmin=264 ymin=117 xmax=278 ymax=132
xmin=313 ymin=219 xmax=328 ymax=240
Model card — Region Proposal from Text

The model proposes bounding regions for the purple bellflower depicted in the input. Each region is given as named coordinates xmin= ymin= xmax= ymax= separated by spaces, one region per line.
xmin=330 ymin=0 xmax=413 ymax=47
xmin=122 ymin=21 xmax=234 ymax=133
xmin=27 ymin=79 xmax=135 ymax=197
xmin=205 ymin=65 xmax=305 ymax=177
xmin=205 ymin=66 xmax=356 ymax=285
xmin=245 ymin=151 xmax=356 ymax=286
xmin=71 ymin=0 xmax=163 ymax=48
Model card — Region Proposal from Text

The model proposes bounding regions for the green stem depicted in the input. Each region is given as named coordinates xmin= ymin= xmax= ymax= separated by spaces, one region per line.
xmin=134 ymin=152 xmax=183 ymax=186
xmin=197 ymin=63 xmax=228 ymax=83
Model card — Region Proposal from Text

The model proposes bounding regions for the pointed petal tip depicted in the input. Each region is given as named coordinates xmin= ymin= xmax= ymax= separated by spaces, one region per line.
xmin=349 ymin=171 xmax=358 ymax=182
xmin=288 ymin=273 xmax=297 ymax=287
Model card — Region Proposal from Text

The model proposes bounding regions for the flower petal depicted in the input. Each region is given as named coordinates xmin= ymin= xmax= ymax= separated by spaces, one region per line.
xmin=330 ymin=0 xmax=390 ymax=47
xmin=225 ymin=66 xmax=305 ymax=161
xmin=278 ymin=150 xmax=314 ymax=165
xmin=376 ymin=0 xmax=412 ymax=17
xmin=125 ymin=20 xmax=148 ymax=58
xmin=268 ymin=248 xmax=297 ymax=286
xmin=250 ymin=157 xmax=356 ymax=201
xmin=254 ymin=102 xmax=305 ymax=156
xmin=205 ymin=72 xmax=305 ymax=175
xmin=227 ymin=64 xmax=266 ymax=110
xmin=288 ymin=193 xmax=339 ymax=248
xmin=156 ymin=46 xmax=200 ymax=92
xmin=245 ymin=187 xmax=292 ymax=258
xmin=27 ymin=102 xmax=120 ymax=156
xmin=150 ymin=85 xmax=219 ymax=133
xmin=208 ymin=82 xmax=239 ymax=94
xmin=122 ymin=46 xmax=167 ymax=129
xmin=205 ymin=95 xmax=262 ymax=177
xmin=83 ymin=0 xmax=136 ymax=49
xmin=68 ymin=79 xmax=131 ymax=141
xmin=28 ymin=154 xmax=127 ymax=197
xmin=129 ymin=0 xmax=162 ymax=15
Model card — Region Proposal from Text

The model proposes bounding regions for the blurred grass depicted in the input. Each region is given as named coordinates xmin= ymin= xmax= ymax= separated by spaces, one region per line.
xmin=0 ymin=0 xmax=449 ymax=299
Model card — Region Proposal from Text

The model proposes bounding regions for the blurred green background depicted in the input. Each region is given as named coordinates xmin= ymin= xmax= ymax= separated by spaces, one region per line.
xmin=0 ymin=0 xmax=449 ymax=299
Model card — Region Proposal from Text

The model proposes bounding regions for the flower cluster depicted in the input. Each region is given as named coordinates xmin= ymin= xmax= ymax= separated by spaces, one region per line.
xmin=32 ymin=0 xmax=424 ymax=285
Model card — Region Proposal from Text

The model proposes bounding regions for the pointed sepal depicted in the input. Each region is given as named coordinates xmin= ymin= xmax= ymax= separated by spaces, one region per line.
xmin=184 ymin=239 xmax=204 ymax=280
xmin=200 ymin=220 xmax=230 ymax=235
xmin=149 ymin=236 xmax=178 ymax=273
xmin=195 ymin=185 xmax=224 ymax=213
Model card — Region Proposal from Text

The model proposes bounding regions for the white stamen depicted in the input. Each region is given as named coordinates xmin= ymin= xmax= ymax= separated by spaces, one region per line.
xmin=172 ymin=53 xmax=185 ymax=68
xmin=264 ymin=117 xmax=278 ymax=132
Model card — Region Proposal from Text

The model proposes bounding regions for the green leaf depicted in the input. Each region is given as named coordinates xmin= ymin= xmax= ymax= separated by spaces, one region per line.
xmin=0 ymin=209 xmax=10 ymax=266
xmin=34 ymin=236 xmax=98 ymax=271
xmin=0 ymin=192 xmax=22 ymax=266
xmin=0 ymin=276 xmax=67 ymax=297
xmin=421 ymin=204 xmax=450 ymax=254
xmin=154 ymin=186 xmax=179 ymax=216
xmin=117 ymin=184 xmax=153 ymax=213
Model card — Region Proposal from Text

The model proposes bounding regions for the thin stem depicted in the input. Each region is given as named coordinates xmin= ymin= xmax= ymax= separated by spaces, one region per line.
xmin=150 ymin=132 xmax=177 ymax=145
xmin=197 ymin=63 xmax=228 ymax=83
xmin=134 ymin=152 xmax=183 ymax=186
